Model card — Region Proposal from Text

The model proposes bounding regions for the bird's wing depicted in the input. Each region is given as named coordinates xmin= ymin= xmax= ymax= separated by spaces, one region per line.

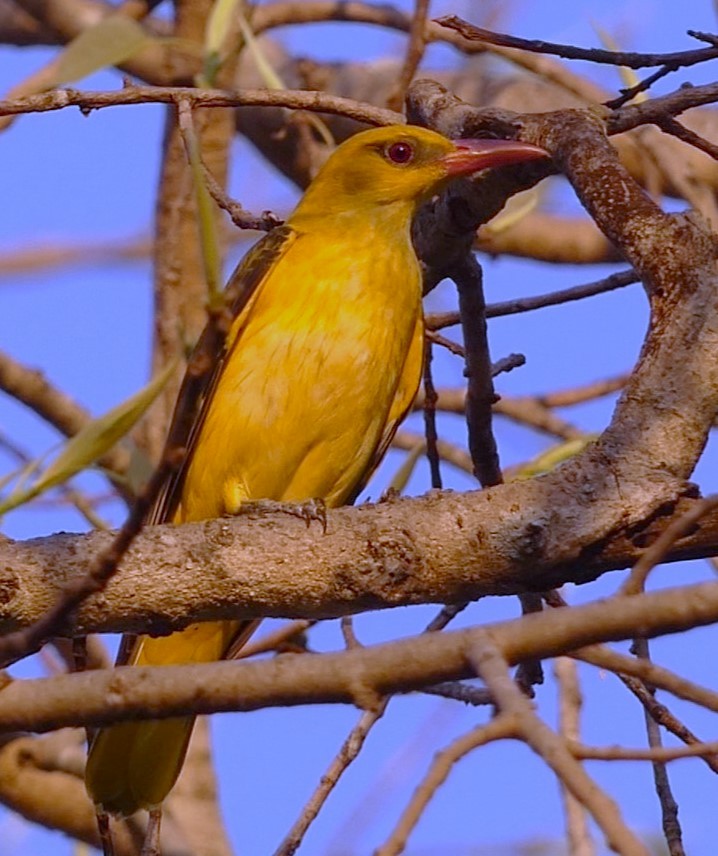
xmin=147 ymin=225 xmax=296 ymax=529
xmin=115 ymin=225 xmax=294 ymax=667
xmin=346 ymin=312 xmax=425 ymax=505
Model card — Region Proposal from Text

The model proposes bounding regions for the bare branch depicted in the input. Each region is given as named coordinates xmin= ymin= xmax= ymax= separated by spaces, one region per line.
xmin=555 ymin=657 xmax=595 ymax=856
xmin=426 ymin=269 xmax=638 ymax=331
xmin=5 ymin=580 xmax=718 ymax=733
xmin=436 ymin=15 xmax=718 ymax=70
xmin=377 ymin=714 xmax=517 ymax=855
xmin=452 ymin=253 xmax=502 ymax=486
xmin=274 ymin=704 xmax=388 ymax=856
xmin=622 ymin=495 xmax=718 ymax=595
xmin=617 ymin=672 xmax=718 ymax=775
xmin=421 ymin=342 xmax=443 ymax=489
xmin=0 ymin=85 xmax=403 ymax=126
xmin=386 ymin=0 xmax=430 ymax=112
xmin=468 ymin=636 xmax=647 ymax=855
xmin=632 ymin=638 xmax=686 ymax=856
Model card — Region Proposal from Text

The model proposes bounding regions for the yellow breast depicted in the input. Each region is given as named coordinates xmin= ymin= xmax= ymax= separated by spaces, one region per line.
xmin=177 ymin=218 xmax=424 ymax=521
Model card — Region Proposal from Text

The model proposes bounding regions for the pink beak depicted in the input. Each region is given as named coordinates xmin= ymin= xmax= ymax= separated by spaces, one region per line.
xmin=443 ymin=138 xmax=548 ymax=177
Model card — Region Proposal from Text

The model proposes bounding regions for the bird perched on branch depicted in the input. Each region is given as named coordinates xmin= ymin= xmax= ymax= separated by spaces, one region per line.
xmin=85 ymin=124 xmax=546 ymax=819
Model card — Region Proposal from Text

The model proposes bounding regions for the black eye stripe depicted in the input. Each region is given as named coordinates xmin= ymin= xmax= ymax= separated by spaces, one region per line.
xmin=386 ymin=141 xmax=414 ymax=165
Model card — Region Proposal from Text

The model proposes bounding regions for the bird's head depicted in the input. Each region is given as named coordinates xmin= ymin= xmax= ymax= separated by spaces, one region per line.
xmin=290 ymin=125 xmax=547 ymax=226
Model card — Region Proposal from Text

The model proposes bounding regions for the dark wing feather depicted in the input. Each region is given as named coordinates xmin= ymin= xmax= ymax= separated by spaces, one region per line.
xmin=147 ymin=225 xmax=296 ymax=527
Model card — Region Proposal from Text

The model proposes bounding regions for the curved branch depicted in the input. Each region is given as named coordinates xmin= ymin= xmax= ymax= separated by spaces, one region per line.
xmin=0 ymin=85 xmax=403 ymax=126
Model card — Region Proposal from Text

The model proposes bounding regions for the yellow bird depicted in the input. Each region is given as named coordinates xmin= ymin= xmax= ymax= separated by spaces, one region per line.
xmin=85 ymin=125 xmax=545 ymax=817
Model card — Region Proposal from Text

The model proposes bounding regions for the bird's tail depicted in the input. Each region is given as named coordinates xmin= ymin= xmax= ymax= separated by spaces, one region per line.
xmin=85 ymin=619 xmax=256 ymax=816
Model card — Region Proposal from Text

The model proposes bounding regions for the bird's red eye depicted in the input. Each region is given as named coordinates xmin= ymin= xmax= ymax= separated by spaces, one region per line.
xmin=386 ymin=141 xmax=414 ymax=165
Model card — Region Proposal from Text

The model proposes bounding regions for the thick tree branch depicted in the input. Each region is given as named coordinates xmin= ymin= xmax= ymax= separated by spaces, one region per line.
xmin=3 ymin=580 xmax=718 ymax=733
xmin=2 ymin=490 xmax=718 ymax=636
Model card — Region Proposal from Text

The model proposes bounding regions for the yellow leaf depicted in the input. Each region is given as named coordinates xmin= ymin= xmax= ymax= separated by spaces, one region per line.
xmin=592 ymin=23 xmax=646 ymax=103
xmin=210 ymin=1 xmax=334 ymax=147
xmin=509 ymin=434 xmax=599 ymax=481
xmin=205 ymin=0 xmax=242 ymax=67
xmin=235 ymin=3 xmax=284 ymax=90
xmin=483 ymin=185 xmax=543 ymax=236
xmin=0 ymin=360 xmax=177 ymax=515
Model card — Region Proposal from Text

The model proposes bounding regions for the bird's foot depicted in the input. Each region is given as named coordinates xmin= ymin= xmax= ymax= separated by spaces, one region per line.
xmin=233 ymin=498 xmax=327 ymax=532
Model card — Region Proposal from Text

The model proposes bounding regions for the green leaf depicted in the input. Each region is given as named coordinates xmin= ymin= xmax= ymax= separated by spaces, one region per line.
xmin=180 ymin=112 xmax=222 ymax=302
xmin=52 ymin=16 xmax=150 ymax=86
xmin=0 ymin=360 xmax=177 ymax=516
xmin=205 ymin=0 xmax=242 ymax=70
xmin=235 ymin=3 xmax=284 ymax=90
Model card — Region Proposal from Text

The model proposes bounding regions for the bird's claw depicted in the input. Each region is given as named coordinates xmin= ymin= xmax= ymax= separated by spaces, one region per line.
xmin=298 ymin=498 xmax=327 ymax=531
xmin=234 ymin=498 xmax=327 ymax=532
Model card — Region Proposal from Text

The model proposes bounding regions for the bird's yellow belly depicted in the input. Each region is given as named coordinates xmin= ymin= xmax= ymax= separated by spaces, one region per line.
xmin=178 ymin=234 xmax=422 ymax=521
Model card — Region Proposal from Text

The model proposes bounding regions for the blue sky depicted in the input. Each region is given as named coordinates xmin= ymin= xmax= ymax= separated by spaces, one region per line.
xmin=3 ymin=1 xmax=718 ymax=854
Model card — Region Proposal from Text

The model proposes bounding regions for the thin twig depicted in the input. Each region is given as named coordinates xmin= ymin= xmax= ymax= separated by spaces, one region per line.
xmin=606 ymin=65 xmax=676 ymax=110
xmin=515 ymin=592 xmax=544 ymax=694
xmin=234 ymin=620 xmax=316 ymax=659
xmin=0 ymin=85 xmax=403 ymax=126
xmin=423 ymin=602 xmax=469 ymax=633
xmin=198 ymin=159 xmax=282 ymax=231
xmin=425 ymin=268 xmax=639 ymax=330
xmin=392 ymin=429 xmax=473 ymax=475
xmin=273 ymin=598 xmax=469 ymax=854
xmin=555 ymin=657 xmax=595 ymax=856
xmin=572 ymin=640 xmax=718 ymax=721
xmin=538 ymin=374 xmax=627 ymax=407
xmin=467 ymin=636 xmax=648 ymax=856
xmin=424 ymin=329 xmax=464 ymax=357
xmin=376 ymin=714 xmax=518 ymax=855
xmin=654 ymin=115 xmax=718 ymax=161
xmin=340 ymin=616 xmax=362 ymax=649
xmin=492 ymin=353 xmax=526 ymax=377
xmin=632 ymin=638 xmax=685 ymax=856
xmin=386 ymin=0 xmax=430 ymax=111
xmin=621 ymin=495 xmax=718 ymax=595
xmin=617 ymin=673 xmax=718 ymax=775
xmin=273 ymin=703 xmax=389 ymax=856
xmin=415 ymin=387 xmax=583 ymax=440
xmin=436 ymin=15 xmax=718 ymax=69
xmin=452 ymin=254 xmax=501 ymax=487
xmin=421 ymin=340 xmax=442 ymax=489
xmin=608 ymin=81 xmax=718 ymax=134
xmin=572 ymin=739 xmax=718 ymax=762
